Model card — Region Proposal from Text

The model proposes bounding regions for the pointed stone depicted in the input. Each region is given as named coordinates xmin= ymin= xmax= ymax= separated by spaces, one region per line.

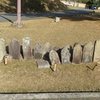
xmin=61 ymin=45 xmax=71 ymax=65
xmin=93 ymin=39 xmax=100 ymax=62
xmin=82 ymin=42 xmax=94 ymax=63
xmin=22 ymin=37 xmax=33 ymax=60
xmin=34 ymin=43 xmax=42 ymax=59
xmin=0 ymin=38 xmax=6 ymax=62
xmin=9 ymin=38 xmax=20 ymax=60
xmin=72 ymin=43 xmax=82 ymax=64
xmin=49 ymin=50 xmax=60 ymax=65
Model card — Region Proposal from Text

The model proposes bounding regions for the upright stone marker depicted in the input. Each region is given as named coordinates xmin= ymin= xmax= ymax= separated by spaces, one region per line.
xmin=34 ymin=43 xmax=42 ymax=59
xmin=0 ymin=38 xmax=6 ymax=62
xmin=9 ymin=38 xmax=20 ymax=60
xmin=93 ymin=39 xmax=100 ymax=62
xmin=49 ymin=50 xmax=60 ymax=65
xmin=22 ymin=37 xmax=33 ymax=60
xmin=72 ymin=43 xmax=82 ymax=64
xmin=82 ymin=42 xmax=94 ymax=63
xmin=61 ymin=45 xmax=71 ymax=65
xmin=42 ymin=42 xmax=51 ymax=59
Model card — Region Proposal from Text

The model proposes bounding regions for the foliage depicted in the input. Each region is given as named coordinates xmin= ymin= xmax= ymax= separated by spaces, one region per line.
xmin=0 ymin=0 xmax=68 ymax=13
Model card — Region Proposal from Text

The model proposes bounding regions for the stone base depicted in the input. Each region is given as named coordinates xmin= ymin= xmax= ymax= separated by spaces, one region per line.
xmin=12 ymin=22 xmax=25 ymax=28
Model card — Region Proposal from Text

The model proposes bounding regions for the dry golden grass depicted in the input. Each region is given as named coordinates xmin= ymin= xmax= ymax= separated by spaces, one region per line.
xmin=0 ymin=11 xmax=100 ymax=92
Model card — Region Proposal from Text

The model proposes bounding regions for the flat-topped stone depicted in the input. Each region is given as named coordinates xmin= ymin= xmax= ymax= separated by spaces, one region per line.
xmin=22 ymin=37 xmax=33 ymax=60
xmin=37 ymin=60 xmax=50 ymax=68
xmin=34 ymin=43 xmax=42 ymax=59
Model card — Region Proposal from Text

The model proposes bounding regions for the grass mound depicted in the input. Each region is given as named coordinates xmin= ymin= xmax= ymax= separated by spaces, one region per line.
xmin=0 ymin=0 xmax=68 ymax=13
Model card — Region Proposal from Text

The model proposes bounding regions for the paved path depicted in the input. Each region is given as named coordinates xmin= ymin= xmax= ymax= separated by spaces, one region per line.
xmin=0 ymin=9 xmax=94 ymax=22
xmin=0 ymin=92 xmax=100 ymax=100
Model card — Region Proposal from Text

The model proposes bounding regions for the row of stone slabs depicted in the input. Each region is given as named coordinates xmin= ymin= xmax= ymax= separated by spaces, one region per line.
xmin=0 ymin=37 xmax=100 ymax=68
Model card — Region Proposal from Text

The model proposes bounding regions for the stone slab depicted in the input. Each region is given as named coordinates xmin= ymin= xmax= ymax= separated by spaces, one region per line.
xmin=61 ymin=45 xmax=71 ymax=65
xmin=93 ymin=39 xmax=100 ymax=62
xmin=0 ymin=38 xmax=6 ymax=62
xmin=82 ymin=42 xmax=94 ymax=63
xmin=34 ymin=43 xmax=42 ymax=59
xmin=72 ymin=43 xmax=82 ymax=64
xmin=49 ymin=50 xmax=60 ymax=65
xmin=22 ymin=37 xmax=33 ymax=60
xmin=37 ymin=60 xmax=50 ymax=68
xmin=9 ymin=38 xmax=20 ymax=60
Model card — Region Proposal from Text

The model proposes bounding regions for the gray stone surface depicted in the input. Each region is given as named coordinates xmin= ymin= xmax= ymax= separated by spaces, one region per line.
xmin=34 ymin=43 xmax=42 ymax=59
xmin=0 ymin=93 xmax=100 ymax=100
xmin=0 ymin=38 xmax=6 ymax=62
xmin=22 ymin=37 xmax=33 ymax=60
xmin=72 ymin=43 xmax=82 ymax=64
xmin=93 ymin=39 xmax=100 ymax=62
xmin=82 ymin=42 xmax=94 ymax=63
xmin=37 ymin=60 xmax=50 ymax=68
xmin=61 ymin=45 xmax=71 ymax=65
xmin=9 ymin=38 xmax=20 ymax=60
xmin=42 ymin=42 xmax=51 ymax=59
xmin=54 ymin=17 xmax=60 ymax=22
xmin=49 ymin=50 xmax=60 ymax=65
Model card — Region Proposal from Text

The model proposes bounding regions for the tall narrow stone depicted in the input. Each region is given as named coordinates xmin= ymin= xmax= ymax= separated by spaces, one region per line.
xmin=9 ymin=38 xmax=20 ymax=60
xmin=72 ymin=43 xmax=82 ymax=64
xmin=0 ymin=38 xmax=6 ymax=62
xmin=34 ymin=43 xmax=42 ymax=59
xmin=61 ymin=45 xmax=71 ymax=65
xmin=22 ymin=37 xmax=33 ymax=60
xmin=49 ymin=50 xmax=60 ymax=65
xmin=93 ymin=39 xmax=100 ymax=62
xmin=82 ymin=42 xmax=94 ymax=63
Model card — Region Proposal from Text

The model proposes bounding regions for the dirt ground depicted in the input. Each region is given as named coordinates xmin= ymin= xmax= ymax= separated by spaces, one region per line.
xmin=0 ymin=10 xmax=100 ymax=93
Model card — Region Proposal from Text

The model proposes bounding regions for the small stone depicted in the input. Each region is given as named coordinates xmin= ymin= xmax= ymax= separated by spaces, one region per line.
xmin=3 ymin=55 xmax=12 ymax=65
xmin=37 ymin=60 xmax=50 ymax=68
xmin=54 ymin=17 xmax=60 ymax=22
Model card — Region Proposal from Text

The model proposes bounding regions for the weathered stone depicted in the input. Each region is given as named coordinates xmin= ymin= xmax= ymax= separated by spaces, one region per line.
xmin=49 ymin=50 xmax=60 ymax=65
xmin=34 ymin=43 xmax=42 ymax=59
xmin=22 ymin=37 xmax=33 ymax=60
xmin=9 ymin=38 xmax=20 ymax=60
xmin=61 ymin=45 xmax=71 ymax=65
xmin=37 ymin=60 xmax=50 ymax=68
xmin=42 ymin=42 xmax=51 ymax=59
xmin=0 ymin=38 xmax=6 ymax=62
xmin=53 ymin=46 xmax=60 ymax=51
xmin=82 ymin=42 xmax=94 ymax=63
xmin=93 ymin=39 xmax=100 ymax=62
xmin=4 ymin=54 xmax=12 ymax=65
xmin=54 ymin=17 xmax=60 ymax=22
xmin=72 ymin=43 xmax=82 ymax=64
